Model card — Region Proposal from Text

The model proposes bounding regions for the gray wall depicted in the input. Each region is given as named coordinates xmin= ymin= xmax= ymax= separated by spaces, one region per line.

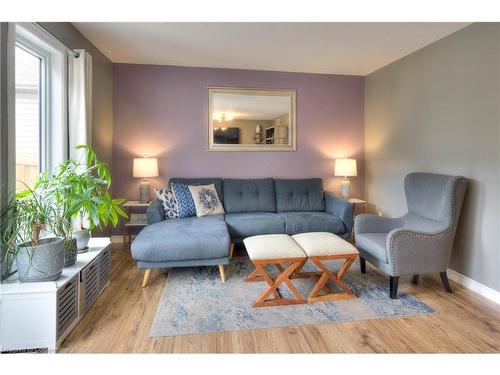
xmin=39 ymin=23 xmax=114 ymax=168
xmin=364 ymin=23 xmax=500 ymax=292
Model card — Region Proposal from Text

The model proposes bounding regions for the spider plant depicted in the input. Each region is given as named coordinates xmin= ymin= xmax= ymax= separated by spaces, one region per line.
xmin=0 ymin=184 xmax=67 ymax=281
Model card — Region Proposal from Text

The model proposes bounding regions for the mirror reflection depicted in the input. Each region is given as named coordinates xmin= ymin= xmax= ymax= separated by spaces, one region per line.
xmin=208 ymin=88 xmax=296 ymax=151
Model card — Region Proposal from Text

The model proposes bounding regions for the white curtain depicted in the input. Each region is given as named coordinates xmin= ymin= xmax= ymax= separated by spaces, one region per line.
xmin=68 ymin=49 xmax=92 ymax=161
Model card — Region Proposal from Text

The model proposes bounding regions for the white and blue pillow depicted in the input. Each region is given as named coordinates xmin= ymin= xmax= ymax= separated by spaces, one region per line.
xmin=170 ymin=182 xmax=197 ymax=218
xmin=154 ymin=188 xmax=179 ymax=219
xmin=188 ymin=184 xmax=225 ymax=217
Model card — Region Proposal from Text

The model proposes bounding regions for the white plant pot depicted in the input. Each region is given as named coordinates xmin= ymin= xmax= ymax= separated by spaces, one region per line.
xmin=73 ymin=230 xmax=91 ymax=252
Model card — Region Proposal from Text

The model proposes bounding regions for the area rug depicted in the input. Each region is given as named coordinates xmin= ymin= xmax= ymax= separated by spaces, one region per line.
xmin=149 ymin=257 xmax=434 ymax=337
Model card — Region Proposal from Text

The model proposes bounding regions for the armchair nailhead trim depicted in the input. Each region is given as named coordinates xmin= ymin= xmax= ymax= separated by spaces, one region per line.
xmin=389 ymin=178 xmax=466 ymax=275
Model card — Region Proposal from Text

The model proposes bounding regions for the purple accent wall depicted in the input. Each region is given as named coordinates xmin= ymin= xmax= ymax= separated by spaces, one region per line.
xmin=112 ymin=64 xmax=364 ymax=214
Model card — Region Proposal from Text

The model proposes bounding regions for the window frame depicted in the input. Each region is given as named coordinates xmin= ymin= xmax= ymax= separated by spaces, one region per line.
xmin=15 ymin=22 xmax=68 ymax=175
xmin=15 ymin=36 xmax=48 ymax=173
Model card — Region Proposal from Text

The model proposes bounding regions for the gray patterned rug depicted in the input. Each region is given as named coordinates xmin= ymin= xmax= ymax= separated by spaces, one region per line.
xmin=149 ymin=257 xmax=434 ymax=337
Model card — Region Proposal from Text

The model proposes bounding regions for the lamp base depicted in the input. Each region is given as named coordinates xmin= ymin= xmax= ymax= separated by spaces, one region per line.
xmin=340 ymin=178 xmax=351 ymax=199
xmin=139 ymin=180 xmax=150 ymax=203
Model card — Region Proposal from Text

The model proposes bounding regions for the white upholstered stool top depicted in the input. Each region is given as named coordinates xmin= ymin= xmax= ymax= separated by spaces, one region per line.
xmin=292 ymin=232 xmax=359 ymax=257
xmin=244 ymin=234 xmax=307 ymax=260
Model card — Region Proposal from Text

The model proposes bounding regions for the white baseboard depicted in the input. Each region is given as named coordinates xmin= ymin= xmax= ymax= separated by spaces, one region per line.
xmin=447 ymin=268 xmax=500 ymax=305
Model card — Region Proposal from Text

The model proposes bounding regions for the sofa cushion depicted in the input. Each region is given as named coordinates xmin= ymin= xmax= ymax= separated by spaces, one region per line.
xmin=171 ymin=183 xmax=197 ymax=218
xmin=355 ymin=233 xmax=388 ymax=263
xmin=278 ymin=212 xmax=345 ymax=235
xmin=225 ymin=212 xmax=285 ymax=238
xmin=169 ymin=178 xmax=223 ymax=201
xmin=223 ymin=178 xmax=276 ymax=213
xmin=131 ymin=215 xmax=230 ymax=262
xmin=189 ymin=184 xmax=225 ymax=217
xmin=275 ymin=178 xmax=325 ymax=212
xmin=154 ymin=188 xmax=178 ymax=218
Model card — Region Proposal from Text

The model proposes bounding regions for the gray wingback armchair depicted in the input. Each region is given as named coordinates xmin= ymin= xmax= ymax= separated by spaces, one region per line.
xmin=354 ymin=173 xmax=467 ymax=299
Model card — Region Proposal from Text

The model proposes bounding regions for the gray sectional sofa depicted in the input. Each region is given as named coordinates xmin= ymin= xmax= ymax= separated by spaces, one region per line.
xmin=131 ymin=178 xmax=353 ymax=286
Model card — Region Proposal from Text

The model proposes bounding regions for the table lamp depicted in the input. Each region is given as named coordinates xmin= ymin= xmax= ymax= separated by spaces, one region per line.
xmin=133 ymin=156 xmax=159 ymax=203
xmin=334 ymin=158 xmax=357 ymax=199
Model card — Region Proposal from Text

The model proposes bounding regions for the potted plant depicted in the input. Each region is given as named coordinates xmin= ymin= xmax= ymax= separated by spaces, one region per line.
xmin=36 ymin=145 xmax=127 ymax=253
xmin=1 ymin=186 xmax=66 ymax=282
xmin=1 ymin=196 xmax=19 ymax=280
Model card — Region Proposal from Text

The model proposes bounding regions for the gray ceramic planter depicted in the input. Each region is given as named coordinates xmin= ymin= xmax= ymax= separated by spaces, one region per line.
xmin=64 ymin=237 xmax=78 ymax=267
xmin=73 ymin=229 xmax=91 ymax=252
xmin=16 ymin=237 xmax=65 ymax=282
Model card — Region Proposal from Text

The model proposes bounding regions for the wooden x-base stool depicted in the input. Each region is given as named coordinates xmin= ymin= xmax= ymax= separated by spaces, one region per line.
xmin=243 ymin=234 xmax=309 ymax=307
xmin=245 ymin=258 xmax=307 ymax=307
xmin=294 ymin=254 xmax=358 ymax=303
xmin=292 ymin=232 xmax=359 ymax=303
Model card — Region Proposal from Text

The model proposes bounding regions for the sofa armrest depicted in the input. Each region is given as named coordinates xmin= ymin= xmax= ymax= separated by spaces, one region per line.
xmin=325 ymin=192 xmax=354 ymax=235
xmin=147 ymin=199 xmax=165 ymax=225
xmin=354 ymin=214 xmax=404 ymax=235
xmin=387 ymin=228 xmax=454 ymax=275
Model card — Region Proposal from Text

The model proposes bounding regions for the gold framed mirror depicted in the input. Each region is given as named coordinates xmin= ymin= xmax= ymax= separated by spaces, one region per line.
xmin=208 ymin=87 xmax=296 ymax=151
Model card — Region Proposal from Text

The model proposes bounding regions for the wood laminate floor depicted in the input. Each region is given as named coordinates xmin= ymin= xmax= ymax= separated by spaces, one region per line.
xmin=60 ymin=244 xmax=500 ymax=353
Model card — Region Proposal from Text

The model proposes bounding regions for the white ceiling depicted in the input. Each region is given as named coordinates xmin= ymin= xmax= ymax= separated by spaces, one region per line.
xmin=73 ymin=22 xmax=470 ymax=76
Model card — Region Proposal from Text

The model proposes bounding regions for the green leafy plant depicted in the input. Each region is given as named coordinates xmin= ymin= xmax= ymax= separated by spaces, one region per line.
xmin=0 ymin=185 xmax=66 ymax=279
xmin=35 ymin=145 xmax=127 ymax=232
xmin=0 ymin=145 xmax=127 ymax=280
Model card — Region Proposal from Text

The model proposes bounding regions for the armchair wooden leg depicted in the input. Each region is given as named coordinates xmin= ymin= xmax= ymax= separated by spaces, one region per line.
xmin=142 ymin=269 xmax=151 ymax=288
xmin=229 ymin=243 xmax=235 ymax=259
xmin=389 ymin=276 xmax=399 ymax=299
xmin=412 ymin=274 xmax=419 ymax=284
xmin=218 ymin=264 xmax=226 ymax=283
xmin=440 ymin=271 xmax=452 ymax=293
xmin=359 ymin=257 xmax=366 ymax=274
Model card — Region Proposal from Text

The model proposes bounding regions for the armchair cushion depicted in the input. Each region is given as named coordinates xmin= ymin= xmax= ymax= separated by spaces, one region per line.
xmin=354 ymin=214 xmax=403 ymax=234
xmin=355 ymin=233 xmax=388 ymax=263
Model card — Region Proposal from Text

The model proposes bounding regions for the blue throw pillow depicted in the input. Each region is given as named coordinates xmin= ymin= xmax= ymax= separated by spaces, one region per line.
xmin=171 ymin=182 xmax=197 ymax=218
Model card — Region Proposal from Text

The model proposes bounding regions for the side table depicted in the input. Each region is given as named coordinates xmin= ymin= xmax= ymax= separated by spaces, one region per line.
xmin=348 ymin=198 xmax=366 ymax=241
xmin=123 ymin=201 xmax=150 ymax=249
xmin=348 ymin=198 xmax=366 ymax=217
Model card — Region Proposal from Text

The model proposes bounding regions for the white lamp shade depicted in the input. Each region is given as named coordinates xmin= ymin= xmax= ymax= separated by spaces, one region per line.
xmin=133 ymin=157 xmax=159 ymax=178
xmin=334 ymin=158 xmax=357 ymax=177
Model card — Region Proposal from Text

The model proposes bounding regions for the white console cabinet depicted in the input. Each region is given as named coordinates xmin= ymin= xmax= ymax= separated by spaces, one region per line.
xmin=0 ymin=238 xmax=111 ymax=352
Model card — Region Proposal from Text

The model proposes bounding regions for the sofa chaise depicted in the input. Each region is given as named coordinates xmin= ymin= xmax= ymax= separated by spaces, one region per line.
xmin=131 ymin=178 xmax=354 ymax=287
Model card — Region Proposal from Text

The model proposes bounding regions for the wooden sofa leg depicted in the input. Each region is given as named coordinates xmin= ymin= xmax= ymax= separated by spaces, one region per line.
xmin=142 ymin=269 xmax=151 ymax=288
xmin=218 ymin=264 xmax=226 ymax=283
xmin=229 ymin=243 xmax=235 ymax=259
xmin=412 ymin=274 xmax=420 ymax=284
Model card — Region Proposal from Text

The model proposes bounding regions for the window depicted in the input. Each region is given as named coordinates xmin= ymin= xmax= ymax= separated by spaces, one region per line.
xmin=14 ymin=23 xmax=68 ymax=191
xmin=15 ymin=45 xmax=42 ymax=191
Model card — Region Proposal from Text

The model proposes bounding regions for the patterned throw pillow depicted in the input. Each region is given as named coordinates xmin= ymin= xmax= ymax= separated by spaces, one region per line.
xmin=154 ymin=188 xmax=179 ymax=219
xmin=171 ymin=182 xmax=197 ymax=218
xmin=188 ymin=184 xmax=225 ymax=217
